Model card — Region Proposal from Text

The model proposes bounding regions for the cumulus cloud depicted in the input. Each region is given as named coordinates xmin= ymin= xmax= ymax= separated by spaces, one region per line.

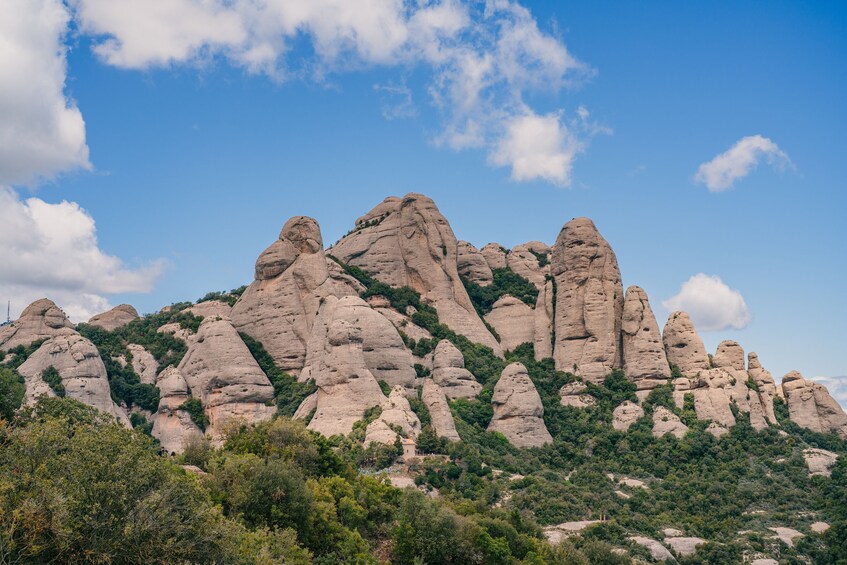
xmin=695 ymin=135 xmax=792 ymax=192
xmin=0 ymin=188 xmax=164 ymax=322
xmin=0 ymin=0 xmax=90 ymax=185
xmin=811 ymin=376 xmax=847 ymax=410
xmin=663 ymin=273 xmax=752 ymax=331
xmin=69 ymin=0 xmax=599 ymax=184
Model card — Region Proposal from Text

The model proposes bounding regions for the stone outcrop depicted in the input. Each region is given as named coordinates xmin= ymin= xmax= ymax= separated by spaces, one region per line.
xmin=748 ymin=352 xmax=780 ymax=422
xmin=484 ymin=295 xmax=535 ymax=352
xmin=374 ymin=307 xmax=432 ymax=343
xmin=457 ymin=241 xmax=493 ymax=285
xmin=621 ymin=286 xmax=671 ymax=394
xmin=17 ymin=334 xmax=129 ymax=425
xmin=480 ymin=243 xmax=508 ymax=271
xmin=559 ymin=381 xmax=597 ymax=408
xmin=533 ymin=280 xmax=554 ymax=361
xmin=706 ymin=422 xmax=729 ymax=438
xmin=230 ymin=216 xmax=362 ymax=373
xmin=709 ymin=341 xmax=770 ymax=430
xmin=628 ymin=537 xmax=674 ymax=562
xmin=421 ymin=379 xmax=460 ymax=442
xmin=330 ymin=194 xmax=501 ymax=355
xmin=487 ymin=363 xmax=552 ymax=448
xmin=157 ymin=322 xmax=195 ymax=344
xmin=782 ymin=371 xmax=847 ymax=438
xmin=431 ymin=340 xmax=481 ymax=400
xmin=803 ymin=448 xmax=838 ymax=477
xmin=507 ymin=241 xmax=550 ymax=290
xmin=550 ymin=218 xmax=623 ymax=382
xmin=87 ymin=304 xmax=139 ymax=331
xmin=652 ymin=406 xmax=688 ymax=438
xmin=663 ymin=311 xmax=710 ymax=376
xmin=151 ymin=366 xmax=203 ymax=454
xmin=613 ymin=400 xmax=644 ymax=431
xmin=364 ymin=385 xmax=421 ymax=446
xmin=0 ymin=299 xmax=75 ymax=351
xmin=127 ymin=343 xmax=158 ymax=385
xmin=177 ymin=317 xmax=275 ymax=439
xmin=186 ymin=300 xmax=232 ymax=319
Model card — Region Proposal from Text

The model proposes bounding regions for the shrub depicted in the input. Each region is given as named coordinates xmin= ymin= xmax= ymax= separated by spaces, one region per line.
xmin=41 ymin=366 xmax=65 ymax=397
xmin=179 ymin=397 xmax=208 ymax=431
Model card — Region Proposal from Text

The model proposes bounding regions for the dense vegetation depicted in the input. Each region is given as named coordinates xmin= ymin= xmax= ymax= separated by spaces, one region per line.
xmin=462 ymin=268 xmax=540 ymax=316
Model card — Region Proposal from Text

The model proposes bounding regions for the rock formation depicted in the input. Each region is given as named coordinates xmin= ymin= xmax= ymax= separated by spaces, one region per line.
xmin=533 ymin=280 xmax=554 ymax=360
xmin=782 ymin=371 xmax=847 ymax=438
xmin=127 ymin=343 xmax=158 ymax=385
xmin=17 ymin=334 xmax=129 ymax=425
xmin=330 ymin=194 xmax=501 ymax=354
xmin=186 ymin=300 xmax=232 ymax=319
xmin=621 ymin=286 xmax=671 ymax=395
xmin=0 ymin=299 xmax=75 ymax=351
xmin=421 ymin=379 xmax=460 ymax=441
xmin=87 ymin=304 xmax=139 ymax=331
xmin=480 ymin=243 xmax=508 ymax=271
xmin=177 ymin=317 xmax=275 ymax=440
xmin=507 ymin=241 xmax=550 ymax=290
xmin=550 ymin=218 xmax=623 ymax=382
xmin=457 ymin=241 xmax=493 ymax=285
xmin=484 ymin=295 xmax=535 ymax=352
xmin=230 ymin=216 xmax=362 ymax=372
xmin=151 ymin=366 xmax=203 ymax=454
xmin=663 ymin=311 xmax=710 ymax=376
xmin=431 ymin=339 xmax=481 ymax=400
xmin=613 ymin=400 xmax=644 ymax=431
xmin=559 ymin=381 xmax=597 ymax=408
xmin=803 ymin=448 xmax=838 ymax=477
xmin=652 ymin=406 xmax=688 ymax=438
xmin=487 ymin=362 xmax=552 ymax=448
xmin=364 ymin=385 xmax=421 ymax=446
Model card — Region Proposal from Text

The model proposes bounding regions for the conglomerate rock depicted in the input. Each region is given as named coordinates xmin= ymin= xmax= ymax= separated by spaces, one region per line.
xmin=487 ymin=362 xmax=552 ymax=448
xmin=621 ymin=286 xmax=671 ymax=394
xmin=0 ymin=298 xmax=75 ymax=351
xmin=87 ymin=304 xmax=139 ymax=331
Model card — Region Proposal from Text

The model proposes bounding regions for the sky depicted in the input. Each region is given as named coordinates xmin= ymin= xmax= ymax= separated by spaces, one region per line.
xmin=2 ymin=1 xmax=846 ymax=404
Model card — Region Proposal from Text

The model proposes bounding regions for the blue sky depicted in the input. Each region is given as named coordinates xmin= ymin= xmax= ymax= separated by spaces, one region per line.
xmin=2 ymin=1 xmax=845 ymax=399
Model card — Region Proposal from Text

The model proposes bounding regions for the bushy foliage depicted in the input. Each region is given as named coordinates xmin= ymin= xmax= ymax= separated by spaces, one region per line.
xmin=0 ymin=367 xmax=25 ymax=421
xmin=41 ymin=366 xmax=65 ymax=397
xmin=179 ymin=397 xmax=208 ymax=431
xmin=197 ymin=285 xmax=247 ymax=306
xmin=462 ymin=268 xmax=539 ymax=316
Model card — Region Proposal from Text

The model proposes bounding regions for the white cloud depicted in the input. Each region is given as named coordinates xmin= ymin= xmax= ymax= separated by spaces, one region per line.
xmin=0 ymin=188 xmax=164 ymax=322
xmin=0 ymin=0 xmax=90 ymax=185
xmin=695 ymin=135 xmax=792 ymax=192
xmin=373 ymin=82 xmax=416 ymax=120
xmin=663 ymin=273 xmax=752 ymax=331
xmin=811 ymin=376 xmax=847 ymax=411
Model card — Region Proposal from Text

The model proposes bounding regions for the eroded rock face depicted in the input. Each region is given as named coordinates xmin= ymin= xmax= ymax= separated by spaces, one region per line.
xmin=364 ymin=385 xmax=421 ymax=446
xmin=613 ymin=400 xmax=644 ymax=432
xmin=782 ymin=371 xmax=847 ymax=438
xmin=17 ymin=334 xmax=130 ymax=426
xmin=177 ymin=317 xmax=275 ymax=440
xmin=487 ymin=362 xmax=552 ymax=448
xmin=186 ymin=300 xmax=232 ymax=319
xmin=457 ymin=241 xmax=493 ymax=286
xmin=0 ymin=299 xmax=75 ymax=351
xmin=330 ymin=194 xmax=502 ymax=355
xmin=507 ymin=241 xmax=550 ymax=290
xmin=714 ymin=340 xmax=745 ymax=371
xmin=480 ymin=243 xmax=508 ymax=271
xmin=652 ymin=406 xmax=688 ymax=438
xmin=484 ymin=295 xmax=535 ymax=353
xmin=151 ymin=366 xmax=203 ymax=454
xmin=663 ymin=311 xmax=710 ymax=376
xmin=621 ymin=286 xmax=671 ymax=393
xmin=421 ymin=379 xmax=460 ymax=442
xmin=231 ymin=216 xmax=362 ymax=373
xmin=551 ymin=218 xmax=623 ymax=382
xmin=431 ymin=339 xmax=481 ymax=400
xmin=533 ymin=280 xmax=554 ymax=361
xmin=559 ymin=381 xmax=597 ymax=408
xmin=87 ymin=304 xmax=139 ymax=331
xmin=127 ymin=343 xmax=158 ymax=385
xmin=803 ymin=448 xmax=838 ymax=477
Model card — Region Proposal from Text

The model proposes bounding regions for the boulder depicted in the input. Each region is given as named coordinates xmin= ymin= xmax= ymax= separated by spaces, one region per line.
xmin=185 ymin=300 xmax=232 ymax=319
xmin=457 ymin=241 xmax=493 ymax=285
xmin=705 ymin=422 xmax=729 ymax=438
xmin=0 ymin=298 xmax=75 ymax=351
xmin=480 ymin=243 xmax=508 ymax=271
xmin=431 ymin=340 xmax=481 ymax=400
xmin=664 ymin=537 xmax=706 ymax=557
xmin=559 ymin=381 xmax=597 ymax=408
xmin=769 ymin=527 xmax=803 ymax=548
xmin=364 ymin=385 xmax=421 ymax=446
xmin=230 ymin=216 xmax=362 ymax=373
xmin=613 ymin=400 xmax=644 ymax=432
xmin=177 ymin=317 xmax=275 ymax=440
xmin=550 ymin=218 xmax=623 ymax=382
xmin=533 ymin=280 xmax=554 ymax=361
xmin=713 ymin=340 xmax=745 ymax=371
xmin=17 ymin=334 xmax=130 ymax=426
xmin=811 ymin=522 xmax=831 ymax=534
xmin=421 ymin=379 xmax=460 ymax=442
xmin=663 ymin=311 xmax=710 ymax=376
xmin=781 ymin=371 xmax=847 ymax=438
xmin=803 ymin=448 xmax=838 ymax=477
xmin=652 ymin=405 xmax=688 ymax=438
xmin=87 ymin=304 xmax=139 ymax=331
xmin=507 ymin=241 xmax=550 ymax=290
xmin=621 ymin=286 xmax=671 ymax=392
xmin=151 ymin=366 xmax=203 ymax=454
xmin=330 ymin=194 xmax=502 ymax=355
xmin=484 ymin=295 xmax=535 ymax=352
xmin=127 ymin=343 xmax=158 ymax=385
xmin=487 ymin=362 xmax=552 ymax=448
xmin=627 ymin=537 xmax=674 ymax=562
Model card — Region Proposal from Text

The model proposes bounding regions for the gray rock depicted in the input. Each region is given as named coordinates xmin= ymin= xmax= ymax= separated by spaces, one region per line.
xmin=457 ymin=241 xmax=493 ymax=285
xmin=533 ymin=279 xmax=554 ymax=361
xmin=87 ymin=304 xmax=139 ymax=331
xmin=652 ymin=405 xmax=688 ymax=438
xmin=622 ymin=286 xmax=671 ymax=392
xmin=480 ymin=243 xmax=508 ymax=271
xmin=364 ymin=385 xmax=421 ymax=446
xmin=431 ymin=339 xmax=482 ymax=400
xmin=507 ymin=241 xmax=550 ymax=290
xmin=0 ymin=298 xmax=75 ymax=351
xmin=803 ymin=448 xmax=838 ymax=477
xmin=488 ymin=362 xmax=552 ymax=448
xmin=127 ymin=343 xmax=158 ymax=385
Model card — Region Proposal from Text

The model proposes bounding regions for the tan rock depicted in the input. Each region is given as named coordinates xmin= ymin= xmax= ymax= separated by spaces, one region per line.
xmin=480 ymin=243 xmax=508 ymax=271
xmin=782 ymin=371 xmax=847 ymax=438
xmin=705 ymin=422 xmax=729 ymax=438
xmin=457 ymin=241 xmax=493 ymax=285
xmin=811 ymin=522 xmax=830 ymax=534
xmin=157 ymin=322 xmax=195 ymax=344
xmin=364 ymin=385 xmax=421 ymax=446
xmin=551 ymin=218 xmax=623 ymax=382
xmin=330 ymin=194 xmax=502 ymax=355
xmin=375 ymin=307 xmax=432 ymax=343
xmin=627 ymin=537 xmax=674 ymax=562
xmin=533 ymin=279 xmax=554 ymax=360
xmin=652 ymin=405 xmax=688 ymax=438
xmin=621 ymin=286 xmax=671 ymax=391
xmin=0 ymin=299 xmax=75 ymax=351
xmin=177 ymin=317 xmax=275 ymax=440
xmin=803 ymin=448 xmax=838 ymax=477
xmin=127 ymin=343 xmax=158 ymax=385
xmin=713 ymin=340 xmax=745 ymax=371
xmin=769 ymin=527 xmax=803 ymax=547
xmin=431 ymin=339 xmax=482 ymax=400
xmin=87 ymin=304 xmax=139 ymax=331
xmin=421 ymin=379 xmax=460 ymax=442
xmin=186 ymin=300 xmax=232 ymax=319
xmin=663 ymin=311 xmax=710 ymax=376
xmin=613 ymin=400 xmax=644 ymax=431
xmin=664 ymin=536 xmax=706 ymax=557
xmin=488 ymin=362 xmax=552 ymax=448
xmin=151 ymin=366 xmax=203 ymax=454
xmin=484 ymin=295 xmax=535 ymax=352
xmin=507 ymin=241 xmax=550 ymax=290
xmin=559 ymin=381 xmax=597 ymax=408
xmin=17 ymin=334 xmax=130 ymax=426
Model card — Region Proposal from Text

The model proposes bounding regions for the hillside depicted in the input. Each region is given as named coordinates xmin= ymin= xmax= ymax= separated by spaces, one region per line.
xmin=0 ymin=193 xmax=845 ymax=564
